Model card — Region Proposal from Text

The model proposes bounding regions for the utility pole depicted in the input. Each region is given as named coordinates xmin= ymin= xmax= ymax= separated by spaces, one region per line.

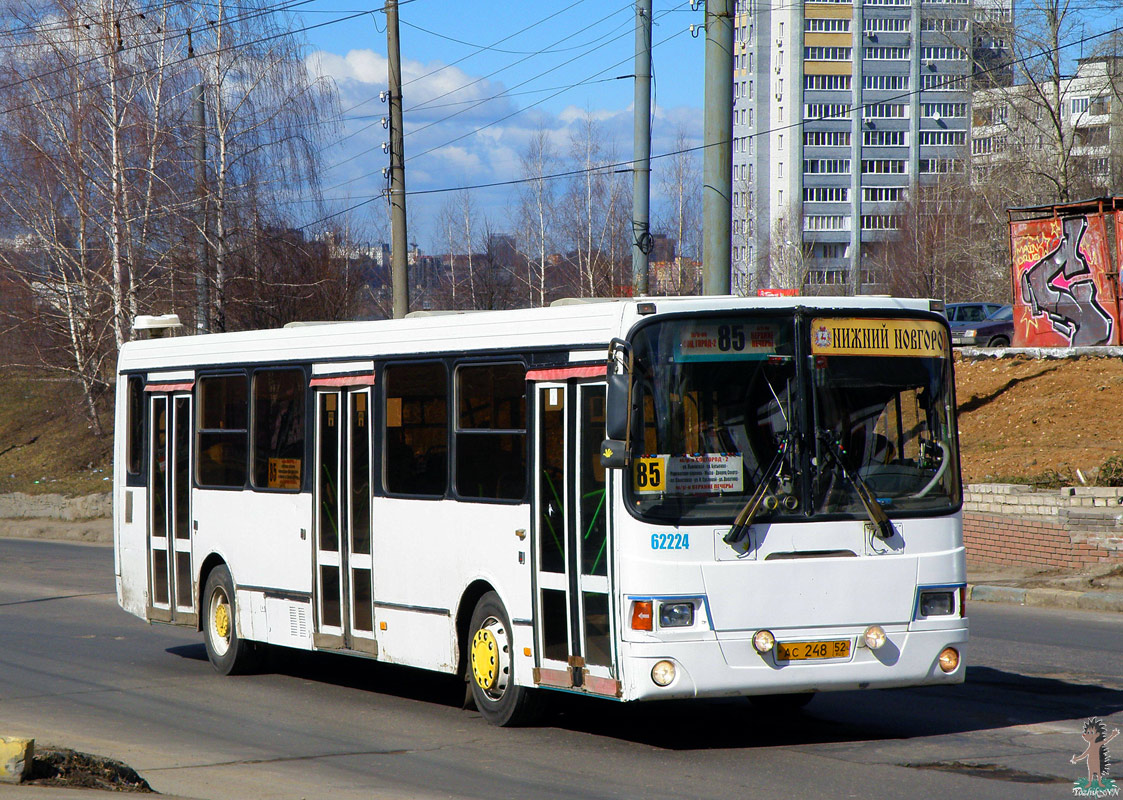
xmin=702 ymin=0 xmax=734 ymax=295
xmin=194 ymin=82 xmax=210 ymax=334
xmin=386 ymin=0 xmax=410 ymax=319
xmin=631 ymin=0 xmax=652 ymax=296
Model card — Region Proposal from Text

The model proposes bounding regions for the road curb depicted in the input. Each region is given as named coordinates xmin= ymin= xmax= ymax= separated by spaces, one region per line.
xmin=967 ymin=584 xmax=1123 ymax=613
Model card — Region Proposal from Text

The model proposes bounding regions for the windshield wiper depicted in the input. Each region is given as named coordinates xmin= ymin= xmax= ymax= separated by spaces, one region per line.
xmin=723 ymin=437 xmax=789 ymax=545
xmin=817 ymin=431 xmax=895 ymax=540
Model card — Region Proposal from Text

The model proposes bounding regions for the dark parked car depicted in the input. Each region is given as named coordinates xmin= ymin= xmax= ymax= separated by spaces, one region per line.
xmin=947 ymin=303 xmax=1013 ymax=347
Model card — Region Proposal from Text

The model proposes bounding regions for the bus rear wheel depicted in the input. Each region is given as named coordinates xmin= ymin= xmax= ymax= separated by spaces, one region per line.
xmin=202 ymin=565 xmax=259 ymax=675
xmin=467 ymin=592 xmax=541 ymax=726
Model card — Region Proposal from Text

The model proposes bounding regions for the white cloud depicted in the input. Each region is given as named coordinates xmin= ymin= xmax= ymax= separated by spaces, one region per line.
xmin=306 ymin=48 xmax=704 ymax=249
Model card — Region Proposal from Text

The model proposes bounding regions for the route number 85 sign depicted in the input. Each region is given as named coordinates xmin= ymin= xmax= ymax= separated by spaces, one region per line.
xmin=633 ymin=454 xmax=743 ymax=495
xmin=633 ymin=457 xmax=666 ymax=491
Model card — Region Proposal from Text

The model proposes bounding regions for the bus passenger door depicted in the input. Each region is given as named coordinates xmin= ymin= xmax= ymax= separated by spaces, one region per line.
xmin=533 ymin=382 xmax=617 ymax=696
xmin=313 ymin=388 xmax=377 ymax=655
xmin=147 ymin=393 xmax=196 ymax=625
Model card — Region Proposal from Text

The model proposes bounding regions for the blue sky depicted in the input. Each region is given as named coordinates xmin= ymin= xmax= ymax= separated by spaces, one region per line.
xmin=295 ymin=0 xmax=706 ymax=250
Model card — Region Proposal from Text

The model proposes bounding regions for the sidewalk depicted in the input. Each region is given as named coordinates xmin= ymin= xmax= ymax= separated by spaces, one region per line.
xmin=968 ymin=561 xmax=1123 ymax=613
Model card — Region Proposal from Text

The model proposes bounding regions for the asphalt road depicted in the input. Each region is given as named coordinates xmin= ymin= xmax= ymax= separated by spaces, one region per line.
xmin=1 ymin=537 xmax=1121 ymax=800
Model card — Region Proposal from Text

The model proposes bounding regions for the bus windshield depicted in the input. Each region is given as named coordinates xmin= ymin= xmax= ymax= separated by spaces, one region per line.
xmin=627 ymin=312 xmax=960 ymax=524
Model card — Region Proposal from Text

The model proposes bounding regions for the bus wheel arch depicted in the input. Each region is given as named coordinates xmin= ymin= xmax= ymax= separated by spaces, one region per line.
xmin=455 ymin=580 xmax=495 ymax=678
xmin=195 ymin=553 xmax=228 ymax=633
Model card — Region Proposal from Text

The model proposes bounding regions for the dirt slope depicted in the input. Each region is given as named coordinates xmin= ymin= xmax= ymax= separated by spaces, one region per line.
xmin=954 ymin=354 xmax=1123 ymax=485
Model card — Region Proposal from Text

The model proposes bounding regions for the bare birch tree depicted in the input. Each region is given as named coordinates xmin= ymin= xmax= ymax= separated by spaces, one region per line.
xmin=515 ymin=127 xmax=557 ymax=306
xmin=657 ymin=124 xmax=702 ymax=294
xmin=193 ymin=0 xmax=337 ymax=331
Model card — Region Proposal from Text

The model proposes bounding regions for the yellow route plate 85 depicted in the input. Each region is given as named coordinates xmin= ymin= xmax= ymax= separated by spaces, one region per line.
xmin=775 ymin=639 xmax=851 ymax=661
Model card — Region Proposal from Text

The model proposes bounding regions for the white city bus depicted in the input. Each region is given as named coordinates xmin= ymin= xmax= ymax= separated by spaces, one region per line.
xmin=113 ymin=296 xmax=967 ymax=725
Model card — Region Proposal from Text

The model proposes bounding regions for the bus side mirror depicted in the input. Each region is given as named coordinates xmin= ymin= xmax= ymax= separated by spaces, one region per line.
xmin=603 ymin=338 xmax=632 ymax=470
xmin=600 ymin=439 xmax=628 ymax=469
xmin=605 ymin=372 xmax=629 ymax=441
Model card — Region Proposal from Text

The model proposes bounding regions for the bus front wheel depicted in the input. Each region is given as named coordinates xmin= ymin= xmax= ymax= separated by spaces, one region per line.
xmin=202 ymin=565 xmax=259 ymax=675
xmin=467 ymin=591 xmax=541 ymax=726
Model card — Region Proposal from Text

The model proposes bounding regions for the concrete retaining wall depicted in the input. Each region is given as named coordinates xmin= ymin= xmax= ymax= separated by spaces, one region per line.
xmin=964 ymin=483 xmax=1123 ymax=568
xmin=0 ymin=492 xmax=110 ymax=521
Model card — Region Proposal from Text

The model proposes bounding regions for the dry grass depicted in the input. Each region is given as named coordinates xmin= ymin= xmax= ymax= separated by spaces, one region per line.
xmin=0 ymin=370 xmax=112 ymax=496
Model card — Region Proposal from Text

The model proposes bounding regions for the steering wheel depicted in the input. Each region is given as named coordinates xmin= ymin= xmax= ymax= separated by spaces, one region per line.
xmin=910 ymin=440 xmax=950 ymax=498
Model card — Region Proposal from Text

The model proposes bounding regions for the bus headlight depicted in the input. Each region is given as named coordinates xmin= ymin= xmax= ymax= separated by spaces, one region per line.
xmin=919 ymin=590 xmax=954 ymax=617
xmin=752 ymin=629 xmax=776 ymax=653
xmin=863 ymin=625 xmax=887 ymax=650
xmin=659 ymin=602 xmax=695 ymax=628
xmin=651 ymin=660 xmax=676 ymax=686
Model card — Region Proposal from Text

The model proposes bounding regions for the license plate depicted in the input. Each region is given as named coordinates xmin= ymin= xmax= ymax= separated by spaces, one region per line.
xmin=775 ymin=639 xmax=851 ymax=661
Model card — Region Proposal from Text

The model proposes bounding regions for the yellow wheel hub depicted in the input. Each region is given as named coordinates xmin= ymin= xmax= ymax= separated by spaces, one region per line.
xmin=471 ymin=629 xmax=499 ymax=690
xmin=214 ymin=602 xmax=230 ymax=640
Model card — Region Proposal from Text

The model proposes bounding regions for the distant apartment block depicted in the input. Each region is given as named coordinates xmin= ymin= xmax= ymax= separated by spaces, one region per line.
xmin=731 ymin=0 xmax=1009 ymax=293
xmin=972 ymin=57 xmax=1123 ymax=192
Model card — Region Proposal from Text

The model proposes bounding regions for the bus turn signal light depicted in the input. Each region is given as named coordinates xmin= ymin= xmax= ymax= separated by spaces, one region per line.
xmin=631 ymin=601 xmax=654 ymax=631
xmin=938 ymin=647 xmax=960 ymax=673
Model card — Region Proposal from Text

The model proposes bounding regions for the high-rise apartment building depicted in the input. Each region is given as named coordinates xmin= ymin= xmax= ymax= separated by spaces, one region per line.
xmin=732 ymin=0 xmax=984 ymax=294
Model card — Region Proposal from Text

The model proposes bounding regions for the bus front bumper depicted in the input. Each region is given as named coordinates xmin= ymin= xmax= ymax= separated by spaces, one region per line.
xmin=618 ymin=625 xmax=968 ymax=702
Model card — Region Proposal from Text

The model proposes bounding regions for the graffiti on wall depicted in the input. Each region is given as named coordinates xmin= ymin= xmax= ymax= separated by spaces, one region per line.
xmin=1011 ymin=214 xmax=1118 ymax=347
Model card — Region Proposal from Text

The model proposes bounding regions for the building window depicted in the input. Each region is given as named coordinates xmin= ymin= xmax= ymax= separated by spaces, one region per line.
xmin=864 ymin=46 xmax=910 ymax=60
xmin=971 ymin=137 xmax=993 ymax=156
xmin=805 ymin=75 xmax=852 ymax=90
xmin=804 ymin=46 xmax=853 ymax=60
xmin=922 ymin=102 xmax=966 ymax=118
xmin=806 ymin=17 xmax=850 ymax=32
xmin=864 ymin=103 xmax=907 ymax=118
xmin=861 ymin=215 xmax=899 ymax=230
xmin=920 ymin=130 xmax=966 ymax=146
xmin=919 ymin=158 xmax=963 ymax=173
xmin=805 ymin=215 xmax=849 ymax=231
xmin=863 ymin=186 xmax=906 ymax=202
xmin=804 ymin=158 xmax=852 ymax=174
xmin=864 ymin=74 xmax=909 ymax=91
xmin=805 ymin=103 xmax=853 ymax=120
xmin=862 ymin=159 xmax=907 ymax=174
xmin=863 ymin=129 xmax=906 ymax=146
xmin=921 ymin=74 xmax=968 ymax=91
xmin=864 ymin=17 xmax=909 ymax=33
xmin=804 ymin=186 xmax=850 ymax=202
xmin=920 ymin=17 xmax=968 ymax=31
xmin=804 ymin=130 xmax=852 ymax=147
xmin=921 ymin=46 xmax=968 ymax=61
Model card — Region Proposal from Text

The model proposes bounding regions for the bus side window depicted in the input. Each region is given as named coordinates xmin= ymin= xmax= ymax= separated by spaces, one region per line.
xmin=126 ymin=376 xmax=144 ymax=476
xmin=454 ymin=363 xmax=526 ymax=501
xmin=384 ymin=362 xmax=448 ymax=497
xmin=197 ymin=374 xmax=249 ymax=488
xmin=251 ymin=369 xmax=306 ymax=491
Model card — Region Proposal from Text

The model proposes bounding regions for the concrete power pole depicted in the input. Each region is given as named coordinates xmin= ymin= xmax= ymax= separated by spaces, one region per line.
xmin=631 ymin=0 xmax=652 ymax=296
xmin=194 ymin=83 xmax=209 ymax=334
xmin=702 ymin=0 xmax=734 ymax=296
xmin=386 ymin=0 xmax=410 ymax=319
